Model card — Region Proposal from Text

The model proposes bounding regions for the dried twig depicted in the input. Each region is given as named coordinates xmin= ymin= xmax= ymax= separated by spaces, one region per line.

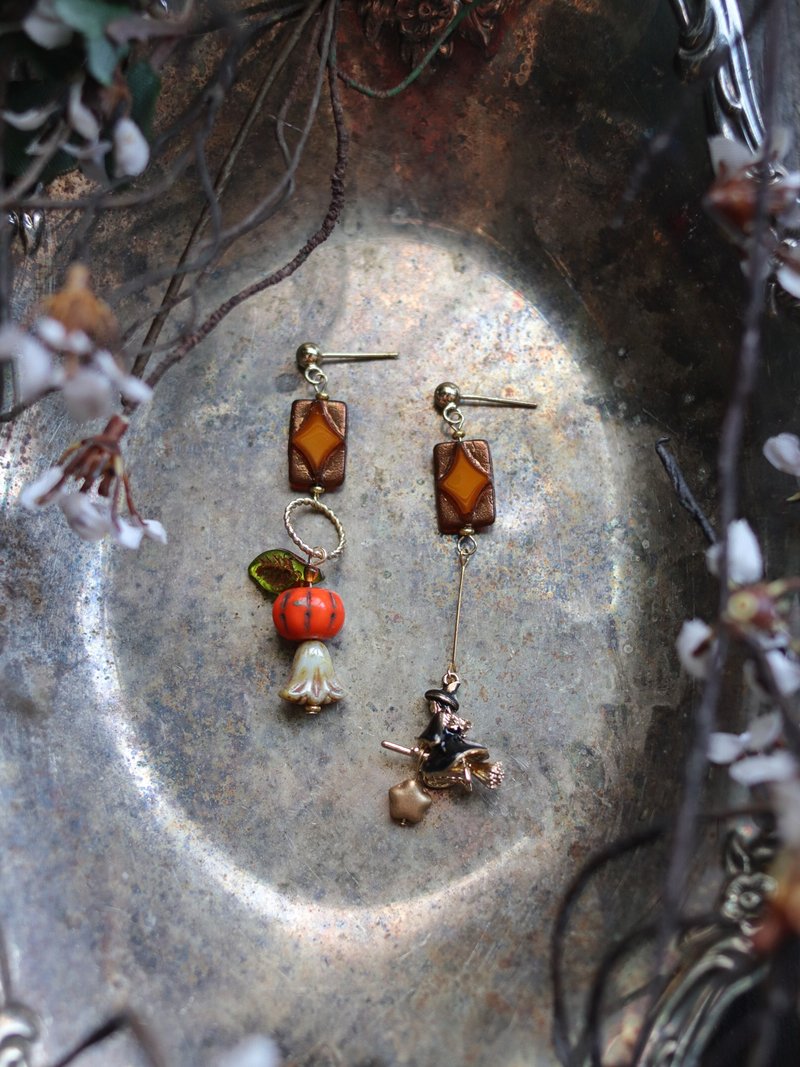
xmin=144 ymin=0 xmax=348 ymax=392
xmin=50 ymin=1011 xmax=166 ymax=1067
xmin=655 ymin=438 xmax=717 ymax=546
xmin=129 ymin=0 xmax=323 ymax=380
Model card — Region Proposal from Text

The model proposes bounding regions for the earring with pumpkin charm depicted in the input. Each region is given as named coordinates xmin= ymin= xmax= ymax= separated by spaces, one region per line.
xmin=248 ymin=342 xmax=396 ymax=714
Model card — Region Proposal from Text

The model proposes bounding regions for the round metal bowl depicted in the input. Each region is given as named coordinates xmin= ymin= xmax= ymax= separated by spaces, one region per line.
xmin=0 ymin=1 xmax=764 ymax=1063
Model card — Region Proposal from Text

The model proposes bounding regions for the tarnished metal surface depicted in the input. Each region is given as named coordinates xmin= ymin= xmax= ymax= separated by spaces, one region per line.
xmin=0 ymin=1 xmax=756 ymax=1064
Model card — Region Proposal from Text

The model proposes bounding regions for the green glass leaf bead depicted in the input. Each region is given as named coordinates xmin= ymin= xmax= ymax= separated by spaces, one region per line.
xmin=248 ymin=549 xmax=322 ymax=598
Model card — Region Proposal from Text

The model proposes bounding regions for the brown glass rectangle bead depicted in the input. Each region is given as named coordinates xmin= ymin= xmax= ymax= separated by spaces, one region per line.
xmin=433 ymin=439 xmax=496 ymax=534
xmin=288 ymin=399 xmax=347 ymax=491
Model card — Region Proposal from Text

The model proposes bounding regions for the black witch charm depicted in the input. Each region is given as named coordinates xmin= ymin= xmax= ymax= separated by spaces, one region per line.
xmin=382 ymin=685 xmax=504 ymax=824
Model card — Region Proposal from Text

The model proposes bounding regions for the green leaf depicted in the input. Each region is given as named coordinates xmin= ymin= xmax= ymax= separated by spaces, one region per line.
xmin=248 ymin=549 xmax=322 ymax=599
xmin=52 ymin=0 xmax=133 ymax=38
xmin=86 ymin=33 xmax=127 ymax=84
xmin=127 ymin=59 xmax=161 ymax=135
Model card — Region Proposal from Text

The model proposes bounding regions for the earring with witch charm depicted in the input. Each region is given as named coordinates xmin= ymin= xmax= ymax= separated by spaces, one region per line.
xmin=382 ymin=380 xmax=537 ymax=823
xmin=249 ymin=342 xmax=397 ymax=713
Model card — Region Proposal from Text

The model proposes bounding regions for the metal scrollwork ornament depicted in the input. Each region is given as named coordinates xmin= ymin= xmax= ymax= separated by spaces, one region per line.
xmin=636 ymin=821 xmax=777 ymax=1066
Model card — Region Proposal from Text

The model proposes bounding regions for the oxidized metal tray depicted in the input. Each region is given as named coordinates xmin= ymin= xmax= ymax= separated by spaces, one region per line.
xmin=0 ymin=1 xmax=759 ymax=1063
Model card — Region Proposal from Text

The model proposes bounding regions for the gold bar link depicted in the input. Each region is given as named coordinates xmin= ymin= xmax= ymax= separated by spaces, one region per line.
xmin=296 ymin=342 xmax=398 ymax=369
xmin=447 ymin=547 xmax=471 ymax=676
xmin=434 ymin=382 xmax=537 ymax=413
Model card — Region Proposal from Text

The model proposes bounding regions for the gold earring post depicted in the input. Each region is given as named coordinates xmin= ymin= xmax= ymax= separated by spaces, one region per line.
xmin=459 ymin=392 xmax=537 ymax=409
xmin=433 ymin=381 xmax=537 ymax=411
xmin=296 ymin=342 xmax=398 ymax=369
xmin=319 ymin=353 xmax=399 ymax=361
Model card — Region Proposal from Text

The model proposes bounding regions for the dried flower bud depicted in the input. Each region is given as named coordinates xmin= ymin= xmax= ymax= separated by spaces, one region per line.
xmin=40 ymin=264 xmax=119 ymax=349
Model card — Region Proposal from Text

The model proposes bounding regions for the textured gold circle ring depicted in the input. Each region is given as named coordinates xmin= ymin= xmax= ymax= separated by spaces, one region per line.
xmin=283 ymin=497 xmax=346 ymax=564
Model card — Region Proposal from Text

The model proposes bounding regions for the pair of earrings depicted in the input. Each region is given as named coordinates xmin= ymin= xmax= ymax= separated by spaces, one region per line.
xmin=248 ymin=343 xmax=536 ymax=825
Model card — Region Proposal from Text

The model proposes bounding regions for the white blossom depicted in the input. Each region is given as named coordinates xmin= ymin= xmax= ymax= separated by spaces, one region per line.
xmin=708 ymin=712 xmax=783 ymax=766
xmin=706 ymin=519 xmax=763 ymax=585
xmin=36 ymin=316 xmax=94 ymax=356
xmin=777 ymin=245 xmax=800 ymax=300
xmin=764 ymin=432 xmax=800 ymax=476
xmin=58 ymin=493 xmax=113 ymax=542
xmin=22 ymin=0 xmax=73 ymax=48
xmin=111 ymin=516 xmax=166 ymax=549
xmin=120 ymin=374 xmax=153 ymax=404
xmin=708 ymin=731 xmax=748 ymax=764
xmin=67 ymin=82 xmax=100 ymax=143
xmin=709 ymin=130 xmax=800 ymax=205
xmin=676 ymin=618 xmax=714 ymax=680
xmin=112 ymin=517 xmax=145 ymax=550
xmin=65 ymin=330 xmax=93 ymax=356
xmin=61 ymin=138 xmax=112 ymax=164
xmin=19 ymin=465 xmax=65 ymax=510
xmin=94 ymin=350 xmax=153 ymax=405
xmin=62 ymin=367 xmax=114 ymax=422
xmin=113 ymin=118 xmax=150 ymax=178
xmin=748 ymin=709 xmax=784 ymax=749
xmin=28 ymin=484 xmax=166 ymax=550
xmin=0 ymin=324 xmax=61 ymax=402
xmin=16 ymin=410 xmax=165 ymax=551
xmin=730 ymin=750 xmax=798 ymax=786
xmin=35 ymin=316 xmax=67 ymax=348
xmin=707 ymin=706 xmax=799 ymax=789
xmin=765 ymin=649 xmax=800 ymax=697
xmin=1 ymin=105 xmax=56 ymax=131
xmin=218 ymin=1035 xmax=282 ymax=1067
xmin=142 ymin=519 xmax=168 ymax=544
xmin=709 ymin=135 xmax=759 ymax=177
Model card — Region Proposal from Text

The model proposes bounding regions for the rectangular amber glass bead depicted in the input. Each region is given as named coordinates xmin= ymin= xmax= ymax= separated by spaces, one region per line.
xmin=288 ymin=399 xmax=347 ymax=490
xmin=433 ymin=439 xmax=496 ymax=534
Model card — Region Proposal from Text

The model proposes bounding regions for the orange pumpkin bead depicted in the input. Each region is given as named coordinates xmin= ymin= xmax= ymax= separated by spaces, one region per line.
xmin=272 ymin=586 xmax=345 ymax=641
